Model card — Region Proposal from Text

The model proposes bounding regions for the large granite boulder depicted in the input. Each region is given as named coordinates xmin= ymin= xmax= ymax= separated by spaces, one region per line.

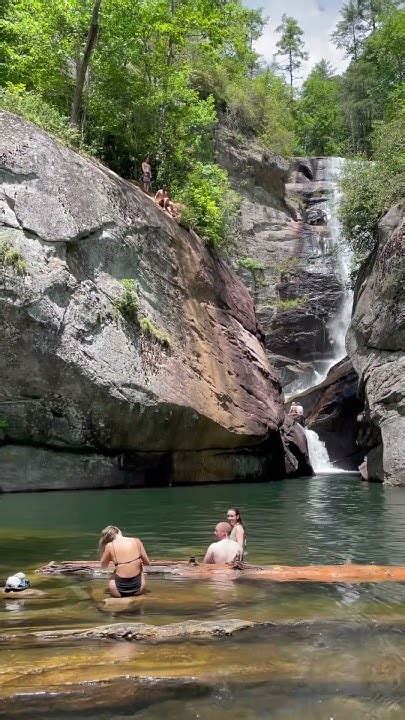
xmin=280 ymin=415 xmax=313 ymax=477
xmin=0 ymin=111 xmax=294 ymax=490
xmin=346 ymin=203 xmax=405 ymax=485
xmin=292 ymin=358 xmax=364 ymax=470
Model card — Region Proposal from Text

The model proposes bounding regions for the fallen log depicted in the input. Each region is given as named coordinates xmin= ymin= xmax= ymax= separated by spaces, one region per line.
xmin=36 ymin=560 xmax=405 ymax=583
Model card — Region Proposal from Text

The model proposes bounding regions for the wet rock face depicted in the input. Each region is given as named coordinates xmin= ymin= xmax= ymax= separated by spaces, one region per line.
xmin=293 ymin=358 xmax=364 ymax=471
xmin=0 ymin=111 xmax=288 ymax=490
xmin=347 ymin=203 xmax=405 ymax=485
xmin=280 ymin=415 xmax=313 ymax=478
xmin=217 ymin=131 xmax=346 ymax=392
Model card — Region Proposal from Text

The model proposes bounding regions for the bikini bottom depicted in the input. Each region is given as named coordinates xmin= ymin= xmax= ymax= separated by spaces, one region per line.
xmin=114 ymin=573 xmax=142 ymax=597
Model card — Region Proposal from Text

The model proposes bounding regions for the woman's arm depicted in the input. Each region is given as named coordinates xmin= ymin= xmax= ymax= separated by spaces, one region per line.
xmin=138 ymin=540 xmax=150 ymax=566
xmin=100 ymin=543 xmax=112 ymax=569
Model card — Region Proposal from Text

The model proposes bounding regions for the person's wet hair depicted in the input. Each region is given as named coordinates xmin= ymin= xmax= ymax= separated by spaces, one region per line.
xmin=98 ymin=525 xmax=121 ymax=556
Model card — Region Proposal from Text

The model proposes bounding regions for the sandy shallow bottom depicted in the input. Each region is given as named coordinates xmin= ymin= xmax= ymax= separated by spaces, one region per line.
xmin=1 ymin=574 xmax=405 ymax=718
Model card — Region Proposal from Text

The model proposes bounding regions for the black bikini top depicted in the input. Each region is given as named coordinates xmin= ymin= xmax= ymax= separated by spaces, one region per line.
xmin=112 ymin=541 xmax=141 ymax=567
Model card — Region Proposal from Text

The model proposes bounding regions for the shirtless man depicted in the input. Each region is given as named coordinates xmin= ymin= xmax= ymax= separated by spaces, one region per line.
xmin=203 ymin=522 xmax=242 ymax=564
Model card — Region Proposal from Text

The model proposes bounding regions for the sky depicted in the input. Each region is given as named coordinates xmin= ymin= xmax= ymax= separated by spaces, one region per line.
xmin=245 ymin=0 xmax=349 ymax=82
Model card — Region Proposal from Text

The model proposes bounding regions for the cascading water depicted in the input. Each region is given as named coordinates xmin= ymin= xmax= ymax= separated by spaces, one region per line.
xmin=319 ymin=157 xmax=353 ymax=380
xmin=292 ymin=158 xmax=354 ymax=473
xmin=305 ymin=428 xmax=341 ymax=474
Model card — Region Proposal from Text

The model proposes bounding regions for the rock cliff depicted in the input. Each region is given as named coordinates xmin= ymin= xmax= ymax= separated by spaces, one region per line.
xmin=291 ymin=357 xmax=363 ymax=470
xmin=347 ymin=203 xmax=405 ymax=485
xmin=216 ymin=130 xmax=346 ymax=393
xmin=0 ymin=112 xmax=312 ymax=490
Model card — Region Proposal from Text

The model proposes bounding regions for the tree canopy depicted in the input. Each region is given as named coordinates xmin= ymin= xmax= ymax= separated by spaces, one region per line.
xmin=0 ymin=0 xmax=403 ymax=249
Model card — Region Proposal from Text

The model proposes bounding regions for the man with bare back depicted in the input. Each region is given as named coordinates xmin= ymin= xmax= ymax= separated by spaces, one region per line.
xmin=203 ymin=522 xmax=242 ymax=564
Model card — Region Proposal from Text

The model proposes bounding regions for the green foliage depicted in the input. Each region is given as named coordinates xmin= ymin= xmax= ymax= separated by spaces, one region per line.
xmin=0 ymin=238 xmax=27 ymax=275
xmin=331 ymin=7 xmax=404 ymax=153
xmin=226 ymin=70 xmax=295 ymax=156
xmin=266 ymin=296 xmax=307 ymax=312
xmin=114 ymin=279 xmax=139 ymax=321
xmin=238 ymin=256 xmax=267 ymax=286
xmin=177 ymin=163 xmax=239 ymax=248
xmin=331 ymin=1 xmax=367 ymax=61
xmin=139 ymin=316 xmax=171 ymax=347
xmin=339 ymin=105 xmax=404 ymax=268
xmin=272 ymin=256 xmax=301 ymax=278
xmin=0 ymin=419 xmax=9 ymax=431
xmin=0 ymin=84 xmax=81 ymax=147
xmin=296 ymin=61 xmax=347 ymax=155
xmin=238 ymin=257 xmax=264 ymax=272
xmin=2 ymin=0 xmax=279 ymax=223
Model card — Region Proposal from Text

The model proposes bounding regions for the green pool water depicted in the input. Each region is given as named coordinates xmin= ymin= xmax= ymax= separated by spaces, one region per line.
xmin=1 ymin=475 xmax=405 ymax=719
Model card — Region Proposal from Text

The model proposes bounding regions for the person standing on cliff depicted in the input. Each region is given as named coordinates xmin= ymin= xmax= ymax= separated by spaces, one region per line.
xmin=141 ymin=156 xmax=152 ymax=194
xmin=203 ymin=522 xmax=242 ymax=564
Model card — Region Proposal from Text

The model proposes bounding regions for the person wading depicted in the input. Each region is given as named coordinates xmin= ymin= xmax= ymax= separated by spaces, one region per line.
xmin=227 ymin=507 xmax=246 ymax=558
xmin=203 ymin=522 xmax=242 ymax=564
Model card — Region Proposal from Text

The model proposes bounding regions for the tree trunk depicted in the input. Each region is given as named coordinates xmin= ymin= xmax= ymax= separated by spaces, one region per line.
xmin=289 ymin=48 xmax=293 ymax=96
xmin=70 ymin=0 xmax=102 ymax=130
xmin=352 ymin=21 xmax=358 ymax=61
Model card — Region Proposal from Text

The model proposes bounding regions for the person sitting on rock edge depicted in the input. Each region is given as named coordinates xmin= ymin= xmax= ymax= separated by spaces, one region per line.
xmin=203 ymin=522 xmax=242 ymax=564
xmin=99 ymin=525 xmax=150 ymax=598
xmin=289 ymin=401 xmax=304 ymax=417
xmin=154 ymin=187 xmax=176 ymax=217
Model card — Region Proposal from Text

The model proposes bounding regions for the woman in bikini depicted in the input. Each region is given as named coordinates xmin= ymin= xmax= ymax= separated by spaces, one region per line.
xmin=99 ymin=525 xmax=150 ymax=597
xmin=227 ymin=508 xmax=246 ymax=558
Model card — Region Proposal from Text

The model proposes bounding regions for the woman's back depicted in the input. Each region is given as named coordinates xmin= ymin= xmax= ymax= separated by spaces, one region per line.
xmin=108 ymin=536 xmax=142 ymax=578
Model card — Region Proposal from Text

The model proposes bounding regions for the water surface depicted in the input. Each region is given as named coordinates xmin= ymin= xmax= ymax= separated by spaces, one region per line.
xmin=1 ymin=475 xmax=405 ymax=718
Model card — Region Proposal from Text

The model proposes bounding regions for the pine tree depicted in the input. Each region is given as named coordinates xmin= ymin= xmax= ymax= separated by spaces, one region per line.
xmin=332 ymin=1 xmax=366 ymax=61
xmin=275 ymin=14 xmax=308 ymax=96
xmin=362 ymin=0 xmax=401 ymax=32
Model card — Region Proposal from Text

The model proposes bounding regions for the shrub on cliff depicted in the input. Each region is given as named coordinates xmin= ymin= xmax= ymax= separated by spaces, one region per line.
xmin=114 ymin=279 xmax=139 ymax=322
xmin=0 ymin=84 xmax=81 ymax=148
xmin=177 ymin=163 xmax=239 ymax=248
xmin=340 ymin=105 xmax=405 ymax=270
xmin=0 ymin=237 xmax=27 ymax=275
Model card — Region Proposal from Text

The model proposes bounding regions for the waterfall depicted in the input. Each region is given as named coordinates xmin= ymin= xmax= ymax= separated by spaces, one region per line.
xmin=305 ymin=428 xmax=340 ymax=474
xmin=317 ymin=157 xmax=353 ymax=381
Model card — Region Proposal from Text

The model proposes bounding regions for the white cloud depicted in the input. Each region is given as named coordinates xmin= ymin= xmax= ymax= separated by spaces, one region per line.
xmin=245 ymin=0 xmax=349 ymax=82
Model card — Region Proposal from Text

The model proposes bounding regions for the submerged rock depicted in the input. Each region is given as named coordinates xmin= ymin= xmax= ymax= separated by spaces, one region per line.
xmin=8 ymin=618 xmax=255 ymax=644
xmin=0 ymin=111 xmax=295 ymax=489
xmin=347 ymin=203 xmax=405 ymax=484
